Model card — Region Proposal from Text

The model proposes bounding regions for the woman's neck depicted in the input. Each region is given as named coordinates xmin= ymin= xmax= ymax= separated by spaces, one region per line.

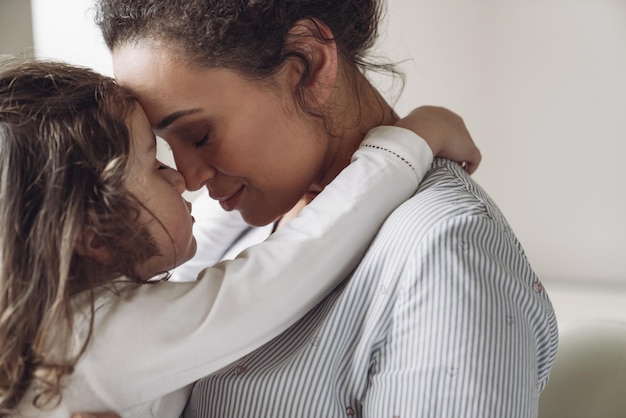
xmin=278 ymin=80 xmax=397 ymax=231
xmin=311 ymin=69 xmax=398 ymax=192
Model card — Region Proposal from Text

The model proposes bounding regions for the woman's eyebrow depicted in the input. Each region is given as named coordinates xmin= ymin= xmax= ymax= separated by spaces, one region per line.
xmin=155 ymin=108 xmax=202 ymax=130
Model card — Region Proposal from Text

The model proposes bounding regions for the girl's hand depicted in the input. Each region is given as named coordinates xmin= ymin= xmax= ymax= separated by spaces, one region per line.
xmin=395 ymin=106 xmax=482 ymax=174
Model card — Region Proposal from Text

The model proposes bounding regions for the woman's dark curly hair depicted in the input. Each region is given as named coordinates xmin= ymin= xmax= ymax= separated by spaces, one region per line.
xmin=0 ymin=59 xmax=159 ymax=414
xmin=95 ymin=0 xmax=398 ymax=119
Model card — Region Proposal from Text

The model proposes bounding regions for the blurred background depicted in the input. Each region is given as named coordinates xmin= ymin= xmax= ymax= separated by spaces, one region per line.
xmin=1 ymin=0 xmax=625 ymax=326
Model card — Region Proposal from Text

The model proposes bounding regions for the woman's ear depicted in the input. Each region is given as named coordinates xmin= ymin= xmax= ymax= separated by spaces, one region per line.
xmin=74 ymin=228 xmax=115 ymax=265
xmin=283 ymin=18 xmax=339 ymax=109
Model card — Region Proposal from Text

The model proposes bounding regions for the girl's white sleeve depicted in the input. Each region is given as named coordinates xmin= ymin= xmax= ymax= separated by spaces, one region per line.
xmin=68 ymin=127 xmax=435 ymax=415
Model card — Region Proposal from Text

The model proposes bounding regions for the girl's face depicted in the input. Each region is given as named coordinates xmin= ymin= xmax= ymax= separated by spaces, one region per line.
xmin=112 ymin=44 xmax=333 ymax=226
xmin=125 ymin=105 xmax=197 ymax=279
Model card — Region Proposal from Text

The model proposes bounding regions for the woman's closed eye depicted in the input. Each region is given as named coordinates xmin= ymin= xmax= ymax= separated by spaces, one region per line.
xmin=192 ymin=133 xmax=211 ymax=149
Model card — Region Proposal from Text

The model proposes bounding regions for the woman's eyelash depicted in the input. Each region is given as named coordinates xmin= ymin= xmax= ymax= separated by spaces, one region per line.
xmin=192 ymin=133 xmax=210 ymax=149
xmin=157 ymin=163 xmax=168 ymax=170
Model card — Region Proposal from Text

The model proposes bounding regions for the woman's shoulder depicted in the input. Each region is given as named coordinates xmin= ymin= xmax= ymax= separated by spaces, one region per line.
xmin=380 ymin=160 xmax=491 ymax=235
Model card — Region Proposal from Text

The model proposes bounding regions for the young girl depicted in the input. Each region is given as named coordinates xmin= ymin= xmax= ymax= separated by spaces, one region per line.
xmin=0 ymin=59 xmax=472 ymax=417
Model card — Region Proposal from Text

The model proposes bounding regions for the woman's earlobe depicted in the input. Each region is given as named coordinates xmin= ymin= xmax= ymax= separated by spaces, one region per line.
xmin=74 ymin=229 xmax=115 ymax=265
xmin=284 ymin=18 xmax=339 ymax=108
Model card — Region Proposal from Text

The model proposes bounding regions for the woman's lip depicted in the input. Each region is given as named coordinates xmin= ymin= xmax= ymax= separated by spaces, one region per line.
xmin=214 ymin=186 xmax=244 ymax=211
xmin=211 ymin=187 xmax=238 ymax=202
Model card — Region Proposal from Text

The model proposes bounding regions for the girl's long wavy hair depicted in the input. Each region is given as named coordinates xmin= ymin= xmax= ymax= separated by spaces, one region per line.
xmin=0 ymin=59 xmax=159 ymax=414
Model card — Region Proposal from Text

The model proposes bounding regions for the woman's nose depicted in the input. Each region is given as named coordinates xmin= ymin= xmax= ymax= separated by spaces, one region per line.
xmin=172 ymin=147 xmax=217 ymax=191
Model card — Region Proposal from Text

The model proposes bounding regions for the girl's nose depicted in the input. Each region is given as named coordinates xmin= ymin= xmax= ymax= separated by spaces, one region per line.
xmin=163 ymin=166 xmax=186 ymax=194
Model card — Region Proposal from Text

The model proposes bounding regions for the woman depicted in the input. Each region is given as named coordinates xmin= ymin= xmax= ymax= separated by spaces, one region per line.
xmin=94 ymin=0 xmax=557 ymax=417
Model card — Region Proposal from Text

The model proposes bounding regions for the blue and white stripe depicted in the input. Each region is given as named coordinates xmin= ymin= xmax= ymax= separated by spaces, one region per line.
xmin=184 ymin=159 xmax=559 ymax=418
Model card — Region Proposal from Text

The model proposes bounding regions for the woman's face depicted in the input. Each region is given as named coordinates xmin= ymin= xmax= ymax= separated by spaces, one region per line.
xmin=113 ymin=44 xmax=332 ymax=226
xmin=125 ymin=105 xmax=197 ymax=279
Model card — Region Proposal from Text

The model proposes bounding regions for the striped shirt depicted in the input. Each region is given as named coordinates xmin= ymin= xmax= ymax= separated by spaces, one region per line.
xmin=183 ymin=158 xmax=559 ymax=418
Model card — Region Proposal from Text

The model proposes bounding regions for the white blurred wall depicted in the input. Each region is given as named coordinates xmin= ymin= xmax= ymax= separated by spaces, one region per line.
xmin=29 ymin=0 xmax=113 ymax=75
xmin=376 ymin=0 xmax=626 ymax=286
xmin=1 ymin=0 xmax=625 ymax=323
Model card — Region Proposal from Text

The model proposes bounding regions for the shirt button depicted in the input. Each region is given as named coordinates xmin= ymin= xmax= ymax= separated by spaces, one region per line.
xmin=533 ymin=279 xmax=544 ymax=293
xmin=235 ymin=365 xmax=248 ymax=375
xmin=346 ymin=406 xmax=355 ymax=416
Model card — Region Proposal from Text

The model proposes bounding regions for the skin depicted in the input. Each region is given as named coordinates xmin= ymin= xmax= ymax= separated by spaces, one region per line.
xmin=125 ymin=105 xmax=197 ymax=278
